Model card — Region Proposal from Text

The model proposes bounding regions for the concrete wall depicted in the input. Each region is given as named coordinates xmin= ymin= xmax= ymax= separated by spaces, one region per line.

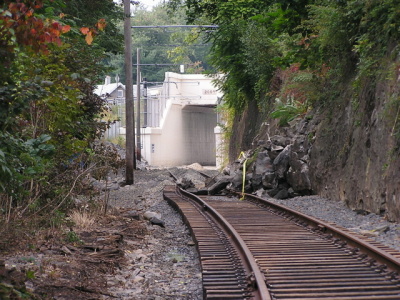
xmin=182 ymin=106 xmax=217 ymax=166
xmin=165 ymin=72 xmax=220 ymax=106
xmin=214 ymin=125 xmax=224 ymax=169
xmin=142 ymin=104 xmax=218 ymax=167
xmin=141 ymin=102 xmax=183 ymax=166
xmin=139 ymin=72 xmax=222 ymax=167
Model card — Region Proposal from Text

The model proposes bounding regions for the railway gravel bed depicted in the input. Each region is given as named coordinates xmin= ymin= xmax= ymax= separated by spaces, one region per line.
xmin=106 ymin=167 xmax=400 ymax=298
xmin=105 ymin=167 xmax=217 ymax=299
xmin=165 ymin=187 xmax=400 ymax=299
xmin=267 ymin=196 xmax=400 ymax=252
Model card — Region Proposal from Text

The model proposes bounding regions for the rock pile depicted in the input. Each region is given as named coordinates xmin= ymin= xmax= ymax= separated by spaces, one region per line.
xmin=204 ymin=129 xmax=314 ymax=199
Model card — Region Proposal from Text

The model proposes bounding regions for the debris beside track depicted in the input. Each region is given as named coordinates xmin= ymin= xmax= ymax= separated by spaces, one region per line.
xmin=1 ymin=165 xmax=399 ymax=299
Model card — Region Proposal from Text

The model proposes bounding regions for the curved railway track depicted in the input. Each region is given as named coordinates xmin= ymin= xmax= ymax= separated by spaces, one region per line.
xmin=163 ymin=185 xmax=400 ymax=300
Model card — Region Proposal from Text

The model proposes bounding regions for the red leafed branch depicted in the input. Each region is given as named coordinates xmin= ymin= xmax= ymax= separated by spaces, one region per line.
xmin=80 ymin=18 xmax=107 ymax=45
xmin=1 ymin=1 xmax=70 ymax=53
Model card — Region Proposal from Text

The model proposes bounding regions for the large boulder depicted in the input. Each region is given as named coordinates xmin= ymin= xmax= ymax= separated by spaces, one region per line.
xmin=251 ymin=151 xmax=274 ymax=190
xmin=286 ymin=136 xmax=312 ymax=194
xmin=273 ymin=145 xmax=291 ymax=179
xmin=286 ymin=162 xmax=312 ymax=194
xmin=267 ymin=144 xmax=285 ymax=161
xmin=262 ymin=172 xmax=277 ymax=189
xmin=208 ymin=176 xmax=232 ymax=195
xmin=270 ymin=135 xmax=291 ymax=147
xmin=230 ymin=171 xmax=246 ymax=189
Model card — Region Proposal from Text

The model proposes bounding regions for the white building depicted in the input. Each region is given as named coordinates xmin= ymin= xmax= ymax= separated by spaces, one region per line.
xmin=96 ymin=72 xmax=225 ymax=168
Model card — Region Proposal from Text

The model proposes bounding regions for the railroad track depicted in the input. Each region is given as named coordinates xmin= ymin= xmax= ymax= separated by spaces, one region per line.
xmin=163 ymin=185 xmax=400 ymax=300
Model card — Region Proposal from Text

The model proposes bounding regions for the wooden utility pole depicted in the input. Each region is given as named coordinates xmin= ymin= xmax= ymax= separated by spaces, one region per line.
xmin=136 ymin=48 xmax=141 ymax=161
xmin=124 ymin=0 xmax=135 ymax=184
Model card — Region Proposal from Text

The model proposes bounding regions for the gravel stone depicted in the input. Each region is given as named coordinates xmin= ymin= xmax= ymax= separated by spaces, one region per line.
xmin=105 ymin=168 xmax=204 ymax=300
xmin=266 ymin=195 xmax=400 ymax=252
xmin=103 ymin=167 xmax=400 ymax=299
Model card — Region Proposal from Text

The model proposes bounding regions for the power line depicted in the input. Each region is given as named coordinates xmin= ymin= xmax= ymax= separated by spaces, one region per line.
xmin=133 ymin=63 xmax=194 ymax=66
xmin=131 ymin=25 xmax=218 ymax=29
xmin=143 ymin=44 xmax=211 ymax=47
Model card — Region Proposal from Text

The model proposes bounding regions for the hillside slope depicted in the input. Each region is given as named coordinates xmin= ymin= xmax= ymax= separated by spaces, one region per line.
xmin=229 ymin=56 xmax=400 ymax=222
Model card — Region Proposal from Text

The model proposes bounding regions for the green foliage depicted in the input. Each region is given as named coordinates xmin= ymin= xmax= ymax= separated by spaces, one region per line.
xmin=270 ymin=98 xmax=308 ymax=126
xmin=106 ymin=4 xmax=212 ymax=84
xmin=65 ymin=230 xmax=82 ymax=244
xmin=107 ymin=135 xmax=126 ymax=148
xmin=0 ymin=282 xmax=39 ymax=300
xmin=0 ymin=132 xmax=54 ymax=198
xmin=58 ymin=0 xmax=124 ymax=53
xmin=50 ymin=210 xmax=66 ymax=228
xmin=0 ymin=1 xmax=122 ymax=224
xmin=184 ymin=0 xmax=398 ymax=119
xmin=166 ymin=0 xmax=400 ymax=159
xmin=174 ymin=0 xmax=311 ymax=114
xmin=26 ymin=270 xmax=36 ymax=280
xmin=167 ymin=29 xmax=210 ymax=74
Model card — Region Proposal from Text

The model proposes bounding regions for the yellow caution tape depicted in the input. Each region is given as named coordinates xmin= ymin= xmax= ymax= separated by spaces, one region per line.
xmin=238 ymin=152 xmax=248 ymax=200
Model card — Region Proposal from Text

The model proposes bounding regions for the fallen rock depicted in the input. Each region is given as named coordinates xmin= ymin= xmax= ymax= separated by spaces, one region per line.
xmin=230 ymin=172 xmax=246 ymax=190
xmin=270 ymin=135 xmax=290 ymax=147
xmin=176 ymin=177 xmax=195 ymax=190
xmin=251 ymin=151 xmax=274 ymax=190
xmin=373 ymin=225 xmax=390 ymax=234
xmin=186 ymin=187 xmax=199 ymax=194
xmin=274 ymin=189 xmax=289 ymax=200
xmin=267 ymin=187 xmax=280 ymax=197
xmin=360 ymin=230 xmax=379 ymax=237
xmin=286 ymin=163 xmax=312 ymax=194
xmin=194 ymin=188 xmax=208 ymax=195
xmin=149 ymin=217 xmax=165 ymax=228
xmin=354 ymin=209 xmax=370 ymax=215
xmin=133 ymin=276 xmax=145 ymax=283
xmin=262 ymin=172 xmax=277 ymax=189
xmin=143 ymin=211 xmax=161 ymax=220
xmin=208 ymin=176 xmax=232 ymax=195
xmin=186 ymin=163 xmax=204 ymax=171
xmin=268 ymin=144 xmax=285 ymax=161
xmin=273 ymin=145 xmax=291 ymax=179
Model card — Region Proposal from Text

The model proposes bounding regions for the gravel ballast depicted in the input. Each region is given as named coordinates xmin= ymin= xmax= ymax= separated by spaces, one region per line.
xmin=104 ymin=167 xmax=400 ymax=299
xmin=267 ymin=196 xmax=400 ymax=252
xmin=105 ymin=167 xmax=213 ymax=300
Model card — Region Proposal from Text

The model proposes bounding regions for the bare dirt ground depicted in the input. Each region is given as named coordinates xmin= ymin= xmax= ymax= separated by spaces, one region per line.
xmin=1 ymin=166 xmax=209 ymax=300
xmin=0 ymin=208 xmax=148 ymax=299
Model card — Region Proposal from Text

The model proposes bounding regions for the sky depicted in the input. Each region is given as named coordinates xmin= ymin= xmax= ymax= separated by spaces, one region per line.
xmin=138 ymin=0 xmax=163 ymax=10
xmin=114 ymin=0 xmax=163 ymax=11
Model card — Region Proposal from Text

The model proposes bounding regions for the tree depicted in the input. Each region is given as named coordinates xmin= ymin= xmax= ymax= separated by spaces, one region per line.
xmin=60 ymin=0 xmax=124 ymax=53
xmin=169 ymin=0 xmax=400 ymax=159
xmin=0 ymin=0 xmax=124 ymax=221
xmin=106 ymin=3 xmax=212 ymax=84
xmin=167 ymin=0 xmax=312 ymax=113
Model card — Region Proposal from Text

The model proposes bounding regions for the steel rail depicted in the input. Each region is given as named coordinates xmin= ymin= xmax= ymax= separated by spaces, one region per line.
xmin=165 ymin=176 xmax=400 ymax=298
xmin=201 ymin=193 xmax=400 ymax=299
xmin=240 ymin=192 xmax=400 ymax=274
xmin=165 ymin=185 xmax=271 ymax=299
xmin=178 ymin=187 xmax=271 ymax=299
xmin=164 ymin=186 xmax=252 ymax=299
